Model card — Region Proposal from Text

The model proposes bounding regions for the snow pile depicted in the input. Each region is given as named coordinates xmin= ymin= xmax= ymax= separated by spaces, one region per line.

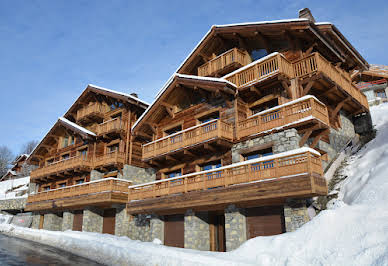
xmin=0 ymin=176 xmax=30 ymax=200
xmin=1 ymin=104 xmax=388 ymax=265
xmin=0 ymin=214 xmax=12 ymax=225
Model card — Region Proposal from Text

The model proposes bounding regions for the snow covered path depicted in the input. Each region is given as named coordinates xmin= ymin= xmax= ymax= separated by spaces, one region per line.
xmin=1 ymin=104 xmax=388 ymax=265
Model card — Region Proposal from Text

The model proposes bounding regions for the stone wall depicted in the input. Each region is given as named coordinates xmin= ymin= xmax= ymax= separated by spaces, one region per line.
xmin=82 ymin=207 xmax=103 ymax=233
xmin=114 ymin=205 xmax=129 ymax=236
xmin=10 ymin=213 xmax=33 ymax=227
xmin=119 ymin=164 xmax=156 ymax=185
xmin=284 ymin=199 xmax=310 ymax=232
xmin=225 ymin=204 xmax=247 ymax=251
xmin=150 ymin=215 xmax=164 ymax=242
xmin=62 ymin=211 xmax=74 ymax=231
xmin=0 ymin=198 xmax=27 ymax=211
xmin=31 ymin=213 xmax=40 ymax=229
xmin=90 ymin=170 xmax=104 ymax=181
xmin=184 ymin=210 xmax=210 ymax=251
xmin=43 ymin=213 xmax=63 ymax=231
xmin=353 ymin=112 xmax=373 ymax=135
xmin=232 ymin=129 xmax=301 ymax=163
xmin=128 ymin=214 xmax=163 ymax=242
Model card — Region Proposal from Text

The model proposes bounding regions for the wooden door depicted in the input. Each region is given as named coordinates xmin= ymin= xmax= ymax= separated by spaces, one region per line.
xmin=164 ymin=214 xmax=184 ymax=248
xmin=39 ymin=214 xmax=44 ymax=229
xmin=246 ymin=206 xmax=285 ymax=239
xmin=72 ymin=210 xmax=83 ymax=231
xmin=209 ymin=212 xmax=226 ymax=252
xmin=102 ymin=208 xmax=116 ymax=235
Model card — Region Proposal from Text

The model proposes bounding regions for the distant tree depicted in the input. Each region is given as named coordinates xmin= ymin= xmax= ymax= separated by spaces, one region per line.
xmin=20 ymin=140 xmax=39 ymax=155
xmin=0 ymin=146 xmax=14 ymax=177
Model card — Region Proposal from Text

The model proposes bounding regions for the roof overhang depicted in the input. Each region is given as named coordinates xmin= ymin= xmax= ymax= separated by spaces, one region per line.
xmin=132 ymin=74 xmax=236 ymax=134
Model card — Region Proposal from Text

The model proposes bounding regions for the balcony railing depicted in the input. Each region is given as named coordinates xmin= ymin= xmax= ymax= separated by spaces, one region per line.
xmin=198 ymin=48 xmax=251 ymax=77
xmin=94 ymin=151 xmax=126 ymax=167
xmin=31 ymin=152 xmax=126 ymax=180
xmin=76 ymin=103 xmax=106 ymax=121
xmin=142 ymin=120 xmax=233 ymax=160
xmin=237 ymin=96 xmax=329 ymax=139
xmin=224 ymin=52 xmax=294 ymax=88
xmin=292 ymin=53 xmax=369 ymax=109
xmin=30 ymin=155 xmax=92 ymax=180
xmin=129 ymin=148 xmax=322 ymax=201
xmin=96 ymin=118 xmax=124 ymax=136
xmin=27 ymin=178 xmax=131 ymax=205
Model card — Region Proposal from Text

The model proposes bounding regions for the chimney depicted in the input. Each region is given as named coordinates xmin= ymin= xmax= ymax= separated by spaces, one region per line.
xmin=299 ymin=8 xmax=316 ymax=23
xmin=130 ymin=93 xmax=138 ymax=98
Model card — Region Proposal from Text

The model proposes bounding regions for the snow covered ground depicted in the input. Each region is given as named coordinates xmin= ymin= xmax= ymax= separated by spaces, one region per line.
xmin=0 ymin=176 xmax=29 ymax=200
xmin=1 ymin=104 xmax=388 ymax=265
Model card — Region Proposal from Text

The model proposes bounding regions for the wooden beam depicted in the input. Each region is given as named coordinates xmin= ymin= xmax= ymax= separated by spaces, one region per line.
xmin=249 ymin=86 xmax=261 ymax=96
xmin=302 ymin=81 xmax=314 ymax=96
xmin=310 ymin=129 xmax=329 ymax=149
xmin=281 ymin=81 xmax=293 ymax=99
xmin=248 ymin=94 xmax=278 ymax=108
xmin=299 ymin=129 xmax=313 ymax=147
xmin=305 ymin=43 xmax=317 ymax=56
xmin=330 ymin=97 xmax=351 ymax=120
xmin=204 ymin=143 xmax=216 ymax=152
xmin=255 ymin=31 xmax=270 ymax=53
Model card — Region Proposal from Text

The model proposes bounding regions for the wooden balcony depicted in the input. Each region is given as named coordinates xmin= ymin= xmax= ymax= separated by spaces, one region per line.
xmin=96 ymin=118 xmax=124 ymax=137
xmin=292 ymin=53 xmax=369 ymax=110
xmin=198 ymin=48 xmax=251 ymax=77
xmin=25 ymin=178 xmax=131 ymax=211
xmin=224 ymin=53 xmax=294 ymax=88
xmin=237 ymin=96 xmax=329 ymax=139
xmin=127 ymin=148 xmax=327 ymax=214
xmin=142 ymin=120 xmax=234 ymax=161
xmin=76 ymin=103 xmax=106 ymax=122
xmin=30 ymin=156 xmax=93 ymax=180
xmin=94 ymin=151 xmax=126 ymax=168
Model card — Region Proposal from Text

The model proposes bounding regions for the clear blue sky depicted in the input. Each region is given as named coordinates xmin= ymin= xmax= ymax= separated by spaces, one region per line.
xmin=1 ymin=0 xmax=387 ymax=155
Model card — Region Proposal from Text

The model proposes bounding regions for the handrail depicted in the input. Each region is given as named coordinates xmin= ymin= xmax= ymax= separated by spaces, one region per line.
xmin=237 ymin=96 xmax=329 ymax=139
xmin=142 ymin=120 xmax=233 ymax=160
xmin=76 ymin=102 xmax=105 ymax=121
xmin=198 ymin=48 xmax=251 ymax=77
xmin=96 ymin=117 xmax=123 ymax=135
xmin=27 ymin=178 xmax=131 ymax=203
xmin=129 ymin=149 xmax=322 ymax=201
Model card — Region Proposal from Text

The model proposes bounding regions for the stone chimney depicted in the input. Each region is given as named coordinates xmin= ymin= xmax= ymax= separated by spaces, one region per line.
xmin=130 ymin=93 xmax=138 ymax=98
xmin=299 ymin=8 xmax=316 ymax=23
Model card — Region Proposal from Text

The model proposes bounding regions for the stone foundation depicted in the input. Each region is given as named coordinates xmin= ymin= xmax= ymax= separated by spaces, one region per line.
xmin=82 ymin=207 xmax=103 ymax=233
xmin=90 ymin=170 xmax=104 ymax=181
xmin=232 ymin=129 xmax=301 ymax=163
xmin=0 ymin=198 xmax=27 ymax=211
xmin=43 ymin=213 xmax=63 ymax=231
xmin=120 ymin=165 xmax=156 ymax=185
xmin=150 ymin=215 xmax=164 ymax=242
xmin=62 ymin=211 xmax=74 ymax=231
xmin=31 ymin=213 xmax=40 ymax=229
xmin=184 ymin=210 xmax=210 ymax=251
xmin=114 ymin=205 xmax=129 ymax=236
xmin=284 ymin=199 xmax=310 ymax=232
xmin=225 ymin=204 xmax=247 ymax=251
xmin=128 ymin=214 xmax=164 ymax=242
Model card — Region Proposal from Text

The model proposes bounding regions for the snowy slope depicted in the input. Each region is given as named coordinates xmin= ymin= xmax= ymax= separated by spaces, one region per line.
xmin=1 ymin=104 xmax=388 ymax=265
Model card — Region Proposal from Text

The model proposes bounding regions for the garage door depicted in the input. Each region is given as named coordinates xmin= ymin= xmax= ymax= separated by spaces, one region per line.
xmin=164 ymin=214 xmax=184 ymax=248
xmin=246 ymin=206 xmax=285 ymax=238
xmin=73 ymin=210 xmax=83 ymax=231
xmin=103 ymin=208 xmax=116 ymax=235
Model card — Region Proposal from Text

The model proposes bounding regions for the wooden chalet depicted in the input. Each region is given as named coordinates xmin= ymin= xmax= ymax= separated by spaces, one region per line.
xmin=1 ymin=154 xmax=30 ymax=181
xmin=26 ymin=84 xmax=148 ymax=233
xmin=128 ymin=9 xmax=370 ymax=250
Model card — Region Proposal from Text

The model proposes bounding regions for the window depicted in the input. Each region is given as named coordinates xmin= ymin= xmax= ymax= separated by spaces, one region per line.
xmin=165 ymin=170 xmax=182 ymax=179
xmin=251 ymin=49 xmax=268 ymax=61
xmin=43 ymin=186 xmax=50 ymax=191
xmin=198 ymin=112 xmax=219 ymax=124
xmin=164 ymin=125 xmax=182 ymax=136
xmin=244 ymin=147 xmax=274 ymax=170
xmin=376 ymin=90 xmax=387 ymax=99
xmin=79 ymin=148 xmax=88 ymax=157
xmin=58 ymin=182 xmax=66 ymax=188
xmin=200 ymin=160 xmax=222 ymax=180
xmin=62 ymin=153 xmax=70 ymax=160
xmin=251 ymin=98 xmax=279 ymax=115
xmin=62 ymin=136 xmax=74 ymax=148
xmin=110 ymin=101 xmax=124 ymax=111
xmin=165 ymin=125 xmax=183 ymax=145
xmin=75 ymin=179 xmax=84 ymax=185
xmin=107 ymin=144 xmax=119 ymax=153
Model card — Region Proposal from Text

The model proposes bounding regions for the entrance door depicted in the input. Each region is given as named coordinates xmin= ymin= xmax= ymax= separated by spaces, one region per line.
xmin=209 ymin=212 xmax=226 ymax=252
xmin=73 ymin=210 xmax=83 ymax=231
xmin=246 ymin=206 xmax=285 ymax=238
xmin=39 ymin=214 xmax=44 ymax=229
xmin=164 ymin=214 xmax=184 ymax=248
xmin=102 ymin=208 xmax=116 ymax=235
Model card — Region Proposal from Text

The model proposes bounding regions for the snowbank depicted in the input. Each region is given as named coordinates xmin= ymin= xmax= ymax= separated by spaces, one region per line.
xmin=1 ymin=104 xmax=388 ymax=265
xmin=0 ymin=176 xmax=29 ymax=200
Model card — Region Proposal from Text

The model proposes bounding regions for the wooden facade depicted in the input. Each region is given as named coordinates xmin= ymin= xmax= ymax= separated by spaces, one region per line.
xmin=26 ymin=85 xmax=148 ymax=211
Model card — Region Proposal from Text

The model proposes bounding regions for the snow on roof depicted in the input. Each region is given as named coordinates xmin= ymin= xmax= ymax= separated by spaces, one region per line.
xmin=132 ymin=73 xmax=235 ymax=131
xmin=58 ymin=117 xmax=96 ymax=137
xmin=128 ymin=147 xmax=320 ymax=189
xmin=214 ymin=18 xmax=309 ymax=28
xmin=88 ymin=84 xmax=149 ymax=107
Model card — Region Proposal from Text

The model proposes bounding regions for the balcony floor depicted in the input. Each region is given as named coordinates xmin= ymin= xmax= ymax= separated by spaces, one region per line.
xmin=25 ymin=191 xmax=128 ymax=211
xmin=126 ymin=173 xmax=327 ymax=215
